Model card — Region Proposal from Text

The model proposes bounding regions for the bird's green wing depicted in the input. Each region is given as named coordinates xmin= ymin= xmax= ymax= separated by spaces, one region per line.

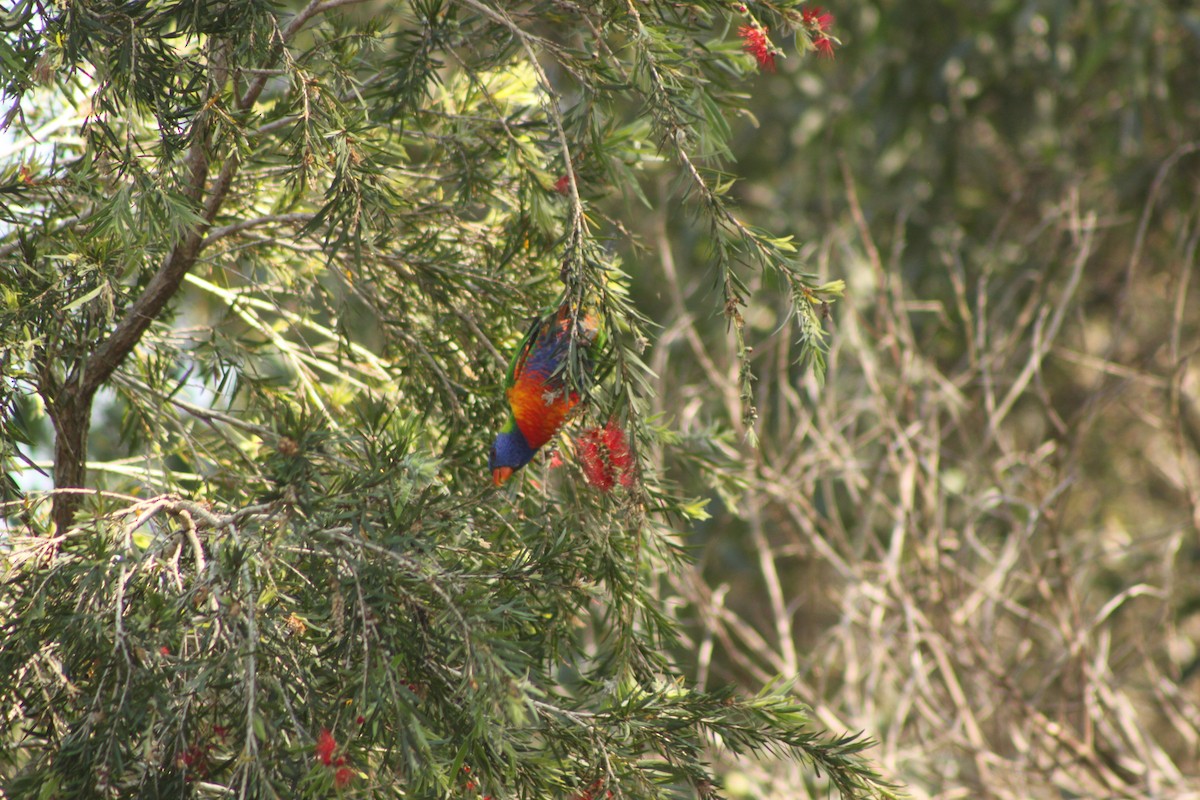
xmin=502 ymin=297 xmax=606 ymax=389
xmin=504 ymin=311 xmax=547 ymax=390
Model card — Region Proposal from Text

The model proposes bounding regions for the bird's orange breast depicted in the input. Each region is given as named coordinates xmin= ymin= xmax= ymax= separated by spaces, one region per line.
xmin=507 ymin=377 xmax=577 ymax=450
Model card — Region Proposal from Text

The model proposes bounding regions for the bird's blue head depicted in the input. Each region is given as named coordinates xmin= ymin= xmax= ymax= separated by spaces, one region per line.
xmin=489 ymin=425 xmax=538 ymax=486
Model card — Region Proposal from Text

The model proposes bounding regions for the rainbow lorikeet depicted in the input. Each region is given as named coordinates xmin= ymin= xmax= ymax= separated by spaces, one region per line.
xmin=489 ymin=300 xmax=601 ymax=486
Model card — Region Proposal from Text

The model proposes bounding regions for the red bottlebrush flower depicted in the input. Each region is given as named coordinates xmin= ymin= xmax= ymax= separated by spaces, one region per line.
xmin=802 ymin=6 xmax=834 ymax=32
xmin=577 ymin=422 xmax=634 ymax=491
xmin=802 ymin=6 xmax=837 ymax=58
xmin=578 ymin=431 xmax=613 ymax=491
xmin=159 ymin=645 xmax=170 ymax=656
xmin=334 ymin=766 xmax=353 ymax=787
xmin=554 ymin=174 xmax=571 ymax=194
xmin=601 ymin=423 xmax=634 ymax=477
xmin=548 ymin=449 xmax=564 ymax=469
xmin=355 ymin=714 xmax=365 ymax=725
xmin=738 ymin=25 xmax=775 ymax=72
xmin=315 ymin=728 xmax=337 ymax=766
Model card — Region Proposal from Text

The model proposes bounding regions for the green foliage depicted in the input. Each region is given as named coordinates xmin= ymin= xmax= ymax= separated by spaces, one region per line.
xmin=0 ymin=2 xmax=888 ymax=800
xmin=0 ymin=477 xmax=893 ymax=797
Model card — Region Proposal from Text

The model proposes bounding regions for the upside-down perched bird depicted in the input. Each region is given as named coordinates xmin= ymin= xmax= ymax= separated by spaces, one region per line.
xmin=489 ymin=300 xmax=600 ymax=486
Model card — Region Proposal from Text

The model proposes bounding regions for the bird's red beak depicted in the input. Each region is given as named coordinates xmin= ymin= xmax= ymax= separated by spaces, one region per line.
xmin=492 ymin=466 xmax=514 ymax=487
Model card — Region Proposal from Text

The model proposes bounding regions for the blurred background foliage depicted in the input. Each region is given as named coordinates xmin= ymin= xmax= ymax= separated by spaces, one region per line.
xmin=643 ymin=1 xmax=1200 ymax=797
xmin=2 ymin=0 xmax=1200 ymax=798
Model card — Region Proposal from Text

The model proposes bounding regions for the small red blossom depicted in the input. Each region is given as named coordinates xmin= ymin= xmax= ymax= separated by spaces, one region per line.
xmin=554 ymin=174 xmax=571 ymax=194
xmin=577 ymin=422 xmax=635 ymax=491
xmin=738 ymin=25 xmax=775 ymax=72
xmin=801 ymin=6 xmax=837 ymax=58
xmin=355 ymin=714 xmax=365 ymax=725
xmin=178 ymin=744 xmax=211 ymax=778
xmin=802 ymin=6 xmax=834 ymax=32
xmin=334 ymin=766 xmax=354 ymax=787
xmin=159 ymin=645 xmax=170 ymax=656
xmin=315 ymin=728 xmax=337 ymax=766
xmin=548 ymin=449 xmax=564 ymax=469
xmin=574 ymin=779 xmax=606 ymax=800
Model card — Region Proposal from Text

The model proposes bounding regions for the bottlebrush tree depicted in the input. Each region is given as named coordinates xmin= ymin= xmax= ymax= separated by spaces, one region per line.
xmin=0 ymin=2 xmax=884 ymax=799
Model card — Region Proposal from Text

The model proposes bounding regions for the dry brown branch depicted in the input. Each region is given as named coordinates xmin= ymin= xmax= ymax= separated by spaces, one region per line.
xmin=654 ymin=171 xmax=1200 ymax=796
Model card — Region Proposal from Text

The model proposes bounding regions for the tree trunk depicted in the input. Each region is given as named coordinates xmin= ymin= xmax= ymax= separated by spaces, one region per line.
xmin=37 ymin=44 xmax=270 ymax=533
xmin=49 ymin=388 xmax=91 ymax=532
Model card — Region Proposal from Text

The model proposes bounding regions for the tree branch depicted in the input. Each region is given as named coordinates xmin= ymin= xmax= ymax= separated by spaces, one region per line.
xmin=78 ymin=130 xmax=220 ymax=400
xmin=75 ymin=0 xmax=372 ymax=402
xmin=49 ymin=0 xmax=374 ymax=530
xmin=201 ymin=212 xmax=316 ymax=247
